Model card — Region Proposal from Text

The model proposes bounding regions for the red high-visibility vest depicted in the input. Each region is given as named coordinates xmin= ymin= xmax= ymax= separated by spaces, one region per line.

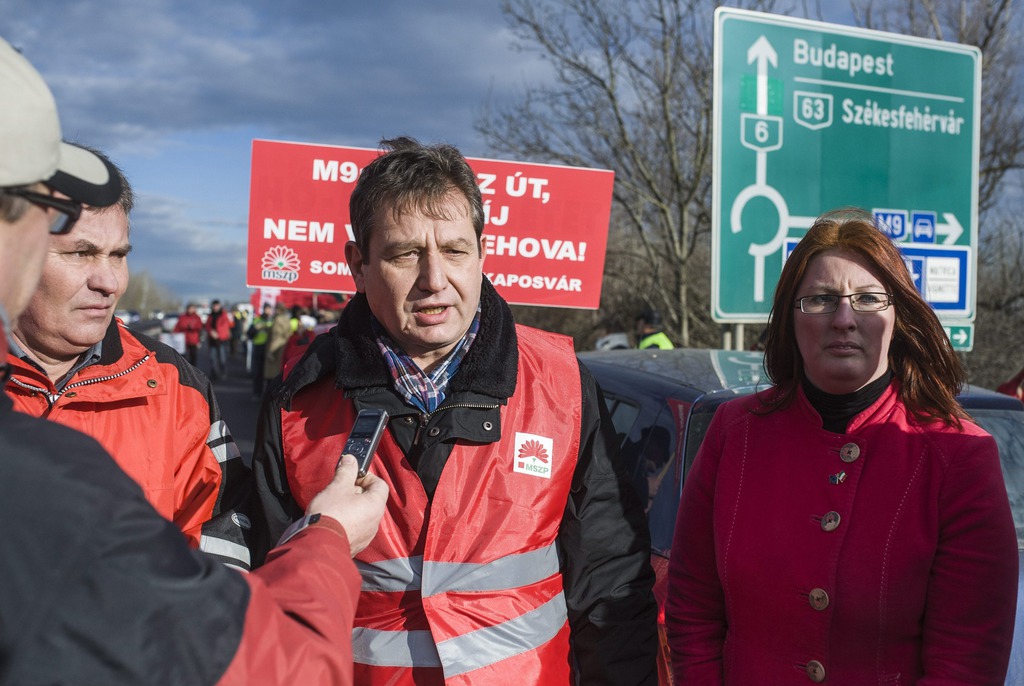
xmin=281 ymin=326 xmax=581 ymax=684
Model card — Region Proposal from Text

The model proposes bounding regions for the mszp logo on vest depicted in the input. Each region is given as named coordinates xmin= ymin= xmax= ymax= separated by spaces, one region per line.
xmin=513 ymin=432 xmax=553 ymax=479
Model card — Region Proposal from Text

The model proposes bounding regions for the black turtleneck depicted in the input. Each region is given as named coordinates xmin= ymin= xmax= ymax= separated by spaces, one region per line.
xmin=802 ymin=371 xmax=893 ymax=434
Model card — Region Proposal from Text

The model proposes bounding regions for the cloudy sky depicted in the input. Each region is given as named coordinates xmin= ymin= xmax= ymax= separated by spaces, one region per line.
xmin=3 ymin=1 xmax=551 ymax=304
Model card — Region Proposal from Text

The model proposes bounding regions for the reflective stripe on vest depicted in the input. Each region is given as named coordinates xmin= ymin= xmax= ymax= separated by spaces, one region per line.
xmin=208 ymin=420 xmax=241 ymax=464
xmin=356 ymin=543 xmax=559 ymax=596
xmin=352 ymin=628 xmax=441 ymax=669
xmin=353 ymin=591 xmax=568 ymax=675
xmin=356 ymin=555 xmax=422 ymax=592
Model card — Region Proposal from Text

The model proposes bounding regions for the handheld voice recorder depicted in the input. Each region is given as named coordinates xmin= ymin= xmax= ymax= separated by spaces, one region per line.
xmin=341 ymin=408 xmax=390 ymax=478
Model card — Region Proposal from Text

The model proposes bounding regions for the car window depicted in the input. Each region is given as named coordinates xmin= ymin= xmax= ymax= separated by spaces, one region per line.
xmin=683 ymin=397 xmax=735 ymax=476
xmin=968 ymin=407 xmax=1024 ymax=548
xmin=684 ymin=404 xmax=717 ymax=477
xmin=642 ymin=416 xmax=681 ymax=555
xmin=604 ymin=396 xmax=641 ymax=450
xmin=602 ymin=393 xmax=651 ymax=501
xmin=604 ymin=391 xmax=682 ymax=554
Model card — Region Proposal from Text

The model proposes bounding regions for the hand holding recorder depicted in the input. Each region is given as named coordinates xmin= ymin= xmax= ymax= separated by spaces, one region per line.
xmin=305 ymin=409 xmax=390 ymax=556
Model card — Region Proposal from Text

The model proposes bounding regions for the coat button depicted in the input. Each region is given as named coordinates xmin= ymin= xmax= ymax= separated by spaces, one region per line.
xmin=147 ymin=379 xmax=158 ymax=388
xmin=482 ymin=421 xmax=493 ymax=431
xmin=65 ymin=391 xmax=77 ymax=398
xmin=839 ymin=442 xmax=861 ymax=462
xmin=805 ymin=660 xmax=826 ymax=682
xmin=428 ymin=427 xmax=440 ymax=437
xmin=821 ymin=511 xmax=841 ymax=532
xmin=808 ymin=588 xmax=829 ymax=610
xmin=403 ymin=417 xmax=415 ymax=424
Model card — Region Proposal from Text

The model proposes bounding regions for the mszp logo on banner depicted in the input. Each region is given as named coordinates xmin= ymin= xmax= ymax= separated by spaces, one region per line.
xmin=261 ymin=246 xmax=301 ymax=283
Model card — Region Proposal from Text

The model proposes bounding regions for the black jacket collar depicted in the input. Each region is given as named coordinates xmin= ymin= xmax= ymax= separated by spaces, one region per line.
xmin=98 ymin=318 xmax=126 ymax=366
xmin=278 ymin=278 xmax=519 ymax=407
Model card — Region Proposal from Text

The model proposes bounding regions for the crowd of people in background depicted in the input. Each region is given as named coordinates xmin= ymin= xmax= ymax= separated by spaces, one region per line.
xmin=161 ymin=300 xmax=340 ymax=398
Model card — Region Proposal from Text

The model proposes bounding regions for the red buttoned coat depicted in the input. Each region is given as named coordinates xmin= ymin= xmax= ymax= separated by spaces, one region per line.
xmin=666 ymin=383 xmax=1018 ymax=685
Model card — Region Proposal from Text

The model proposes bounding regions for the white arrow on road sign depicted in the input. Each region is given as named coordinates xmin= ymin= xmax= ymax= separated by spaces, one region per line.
xmin=747 ymin=36 xmax=777 ymax=115
xmin=935 ymin=212 xmax=964 ymax=245
xmin=942 ymin=324 xmax=972 ymax=350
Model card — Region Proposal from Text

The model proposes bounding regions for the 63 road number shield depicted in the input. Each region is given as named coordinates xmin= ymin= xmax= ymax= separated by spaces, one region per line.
xmin=794 ymin=92 xmax=833 ymax=130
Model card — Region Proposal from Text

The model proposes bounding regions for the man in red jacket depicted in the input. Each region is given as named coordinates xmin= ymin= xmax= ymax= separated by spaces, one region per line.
xmin=205 ymin=298 xmax=234 ymax=380
xmin=0 ymin=36 xmax=387 ymax=685
xmin=174 ymin=302 xmax=204 ymax=366
xmin=6 ymin=153 xmax=252 ymax=570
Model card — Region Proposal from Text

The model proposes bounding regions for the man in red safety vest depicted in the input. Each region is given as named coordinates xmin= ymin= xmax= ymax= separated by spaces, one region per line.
xmin=253 ymin=136 xmax=658 ymax=685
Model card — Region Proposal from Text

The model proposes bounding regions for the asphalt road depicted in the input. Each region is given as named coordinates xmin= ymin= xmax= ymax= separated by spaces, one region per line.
xmin=132 ymin=319 xmax=264 ymax=462
xmin=195 ymin=342 xmax=262 ymax=463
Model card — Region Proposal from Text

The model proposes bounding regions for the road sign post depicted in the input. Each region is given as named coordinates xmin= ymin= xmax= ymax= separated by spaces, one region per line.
xmin=712 ymin=8 xmax=981 ymax=329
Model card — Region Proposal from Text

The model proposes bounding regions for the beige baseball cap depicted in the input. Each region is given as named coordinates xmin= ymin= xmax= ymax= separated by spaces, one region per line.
xmin=0 ymin=37 xmax=121 ymax=207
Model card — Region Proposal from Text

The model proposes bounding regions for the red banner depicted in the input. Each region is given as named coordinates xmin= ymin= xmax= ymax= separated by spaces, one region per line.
xmin=247 ymin=140 xmax=614 ymax=309
xmin=250 ymin=288 xmax=348 ymax=313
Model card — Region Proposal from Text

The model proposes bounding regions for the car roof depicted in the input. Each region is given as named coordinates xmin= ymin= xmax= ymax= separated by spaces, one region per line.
xmin=579 ymin=348 xmax=768 ymax=395
xmin=958 ymin=384 xmax=1024 ymax=411
xmin=580 ymin=349 xmax=1024 ymax=410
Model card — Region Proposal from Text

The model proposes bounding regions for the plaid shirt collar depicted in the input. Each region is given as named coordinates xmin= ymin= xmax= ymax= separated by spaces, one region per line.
xmin=373 ymin=309 xmax=481 ymax=413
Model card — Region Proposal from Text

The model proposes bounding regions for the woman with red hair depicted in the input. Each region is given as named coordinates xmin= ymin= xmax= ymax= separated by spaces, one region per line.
xmin=667 ymin=208 xmax=1017 ymax=684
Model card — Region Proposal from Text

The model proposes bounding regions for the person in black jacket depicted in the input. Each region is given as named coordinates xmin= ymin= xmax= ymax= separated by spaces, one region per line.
xmin=0 ymin=36 xmax=387 ymax=685
xmin=252 ymin=136 xmax=658 ymax=684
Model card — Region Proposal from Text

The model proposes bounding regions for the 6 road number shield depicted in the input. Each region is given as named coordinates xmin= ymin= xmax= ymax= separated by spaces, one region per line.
xmin=742 ymin=115 xmax=782 ymax=151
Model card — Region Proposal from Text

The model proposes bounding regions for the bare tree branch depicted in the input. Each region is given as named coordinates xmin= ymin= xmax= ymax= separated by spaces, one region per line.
xmin=480 ymin=0 xmax=1024 ymax=371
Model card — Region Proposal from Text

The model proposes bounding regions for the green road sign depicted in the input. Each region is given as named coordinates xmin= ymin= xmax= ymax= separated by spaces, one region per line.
xmin=710 ymin=349 xmax=767 ymax=387
xmin=712 ymin=8 xmax=980 ymax=324
xmin=942 ymin=323 xmax=974 ymax=351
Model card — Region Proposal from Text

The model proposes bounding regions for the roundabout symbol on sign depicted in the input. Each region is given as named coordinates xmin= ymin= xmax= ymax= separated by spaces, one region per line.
xmin=731 ymin=35 xmax=816 ymax=303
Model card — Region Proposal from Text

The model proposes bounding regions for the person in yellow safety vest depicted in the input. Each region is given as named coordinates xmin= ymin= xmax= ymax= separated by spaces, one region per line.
xmin=247 ymin=303 xmax=273 ymax=398
xmin=636 ymin=308 xmax=675 ymax=349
